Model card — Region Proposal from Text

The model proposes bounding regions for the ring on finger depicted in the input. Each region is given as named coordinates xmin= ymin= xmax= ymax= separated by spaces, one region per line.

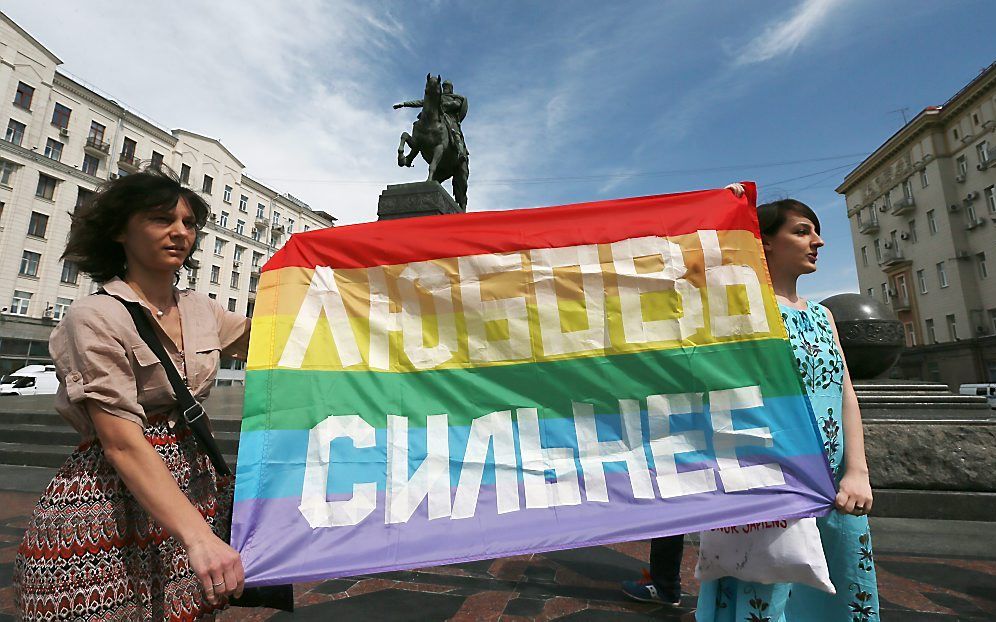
xmin=212 ymin=580 xmax=226 ymax=587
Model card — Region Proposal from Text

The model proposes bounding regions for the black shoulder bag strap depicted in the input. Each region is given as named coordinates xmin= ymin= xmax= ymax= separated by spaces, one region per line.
xmin=103 ymin=293 xmax=294 ymax=611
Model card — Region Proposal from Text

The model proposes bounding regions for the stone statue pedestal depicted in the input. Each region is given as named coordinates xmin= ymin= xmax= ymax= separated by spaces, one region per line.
xmin=377 ymin=181 xmax=462 ymax=221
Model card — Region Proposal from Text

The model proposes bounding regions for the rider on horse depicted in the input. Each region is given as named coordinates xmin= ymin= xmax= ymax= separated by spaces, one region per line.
xmin=394 ymin=80 xmax=469 ymax=162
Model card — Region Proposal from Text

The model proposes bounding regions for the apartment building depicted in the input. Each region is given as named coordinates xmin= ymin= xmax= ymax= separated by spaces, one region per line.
xmin=0 ymin=13 xmax=336 ymax=376
xmin=837 ymin=61 xmax=996 ymax=386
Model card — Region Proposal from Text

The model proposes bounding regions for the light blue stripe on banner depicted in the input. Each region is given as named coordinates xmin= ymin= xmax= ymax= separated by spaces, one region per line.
xmin=234 ymin=393 xmax=823 ymax=502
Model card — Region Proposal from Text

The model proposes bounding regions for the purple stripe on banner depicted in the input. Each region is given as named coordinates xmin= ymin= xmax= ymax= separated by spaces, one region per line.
xmin=234 ymin=453 xmax=832 ymax=586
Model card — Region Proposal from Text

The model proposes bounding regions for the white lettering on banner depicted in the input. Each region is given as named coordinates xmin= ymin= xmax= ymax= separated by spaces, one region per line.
xmin=299 ymin=384 xmax=790 ymax=527
xmin=610 ymin=236 xmax=704 ymax=342
xmin=458 ymin=253 xmax=531 ymax=362
xmin=699 ymin=230 xmax=769 ymax=337
xmin=517 ymin=407 xmax=582 ymax=509
xmin=709 ymin=385 xmax=786 ymax=492
xmin=573 ymin=400 xmax=655 ymax=502
xmin=451 ymin=410 xmax=520 ymax=519
xmin=647 ymin=392 xmax=717 ymax=498
xmin=531 ymin=244 xmax=606 ymax=355
xmin=386 ymin=414 xmax=451 ymax=524
xmin=278 ymin=267 xmax=362 ymax=368
xmin=299 ymin=415 xmax=377 ymax=527
xmin=277 ymin=232 xmax=771 ymax=370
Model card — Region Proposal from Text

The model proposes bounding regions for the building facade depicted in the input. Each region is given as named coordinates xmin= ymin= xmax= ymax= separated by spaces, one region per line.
xmin=837 ymin=62 xmax=996 ymax=387
xmin=0 ymin=12 xmax=336 ymax=377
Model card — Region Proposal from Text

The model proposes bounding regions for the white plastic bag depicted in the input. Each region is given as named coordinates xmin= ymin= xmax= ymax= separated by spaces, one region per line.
xmin=695 ymin=518 xmax=835 ymax=593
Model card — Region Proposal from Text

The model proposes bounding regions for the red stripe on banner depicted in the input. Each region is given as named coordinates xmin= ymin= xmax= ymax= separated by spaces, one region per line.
xmin=265 ymin=183 xmax=758 ymax=271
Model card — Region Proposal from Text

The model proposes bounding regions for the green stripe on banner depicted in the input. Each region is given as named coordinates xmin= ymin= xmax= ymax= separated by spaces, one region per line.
xmin=242 ymin=338 xmax=803 ymax=432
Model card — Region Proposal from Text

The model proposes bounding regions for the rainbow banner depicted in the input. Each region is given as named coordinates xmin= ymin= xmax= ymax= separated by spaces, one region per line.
xmin=231 ymin=184 xmax=836 ymax=586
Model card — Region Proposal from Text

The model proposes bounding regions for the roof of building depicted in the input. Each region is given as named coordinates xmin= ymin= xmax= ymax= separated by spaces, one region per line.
xmin=0 ymin=11 xmax=61 ymax=65
xmin=837 ymin=61 xmax=996 ymax=195
xmin=172 ymin=129 xmax=246 ymax=169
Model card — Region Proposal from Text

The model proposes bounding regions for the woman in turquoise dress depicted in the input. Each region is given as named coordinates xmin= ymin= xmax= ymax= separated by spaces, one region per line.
xmin=695 ymin=194 xmax=880 ymax=621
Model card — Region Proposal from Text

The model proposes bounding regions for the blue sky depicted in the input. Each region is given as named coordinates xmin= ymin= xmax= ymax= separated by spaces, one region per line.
xmin=7 ymin=1 xmax=995 ymax=300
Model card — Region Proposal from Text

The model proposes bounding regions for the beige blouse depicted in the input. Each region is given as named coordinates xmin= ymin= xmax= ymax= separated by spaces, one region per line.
xmin=49 ymin=277 xmax=249 ymax=441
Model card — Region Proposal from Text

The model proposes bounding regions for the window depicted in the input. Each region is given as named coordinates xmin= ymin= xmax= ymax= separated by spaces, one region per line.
xmin=270 ymin=233 xmax=280 ymax=246
xmin=881 ymin=283 xmax=889 ymax=305
xmin=239 ymin=194 xmax=248 ymax=212
xmin=121 ymin=137 xmax=137 ymax=161
xmin=88 ymin=121 xmax=106 ymax=143
xmin=6 ymin=119 xmax=26 ymax=145
xmin=856 ymin=209 xmax=863 ymax=226
xmin=202 ymin=175 xmax=213 ymax=194
xmin=890 ymin=229 xmax=898 ymax=249
xmin=219 ymin=211 xmax=229 ymax=228
xmin=13 ymin=82 xmax=34 ymax=109
xmin=916 ymin=269 xmax=927 ymax=294
xmin=896 ymin=274 xmax=909 ymax=303
xmin=977 ymin=141 xmax=990 ymax=164
xmin=256 ymin=203 xmax=265 ymax=219
xmin=287 ymin=218 xmax=294 ymax=233
xmin=866 ymin=287 xmax=875 ymax=299
xmin=228 ymin=298 xmax=237 ymax=312
xmin=919 ymin=168 xmax=928 ymax=188
xmin=304 ymin=225 xmax=310 ymax=232
xmin=60 ymin=260 xmax=79 ymax=285
xmin=180 ymin=163 xmax=191 ymax=184
xmin=252 ymin=251 xmax=263 ymax=268
xmin=908 ymin=219 xmax=917 ymax=243
xmin=990 ymin=309 xmax=996 ymax=335
xmin=44 ymin=138 xmax=63 ymax=161
xmin=0 ymin=159 xmax=17 ymax=185
xmin=860 ymin=246 xmax=868 ymax=267
xmin=957 ymin=155 xmax=967 ymax=176
xmin=230 ymin=271 xmax=240 ymax=289
xmin=902 ymin=179 xmax=913 ymax=199
xmin=235 ymin=219 xmax=245 ymax=235
xmin=36 ymin=174 xmax=57 ymax=200
xmin=904 ymin=322 xmax=916 ymax=347
xmin=27 ymin=212 xmax=48 ymax=238
xmin=10 ymin=290 xmax=31 ymax=315
xmin=19 ymin=251 xmax=41 ymax=277
xmin=873 ymin=239 xmax=882 ymax=263
xmin=953 ymin=128 xmax=960 ymax=141
xmin=926 ymin=319 xmax=936 ymax=344
xmin=210 ymin=265 xmax=221 ymax=284
xmin=223 ymin=185 xmax=232 ymax=203
xmin=53 ymin=297 xmax=73 ymax=321
xmin=978 ymin=252 xmax=989 ymax=279
xmin=947 ymin=314 xmax=958 ymax=341
xmin=75 ymin=188 xmax=93 ymax=212
xmin=234 ymin=245 xmax=245 ymax=262
xmin=973 ymin=112 xmax=981 ymax=125
xmin=986 ymin=186 xmax=996 ymax=213
xmin=927 ymin=209 xmax=937 ymax=235
xmin=883 ymin=191 xmax=892 ymax=210
xmin=81 ymin=154 xmax=99 ymax=176
xmin=937 ymin=261 xmax=948 ymax=288
xmin=251 ymin=228 xmax=261 ymax=242
xmin=249 ymin=275 xmax=259 ymax=293
xmin=208 ymin=292 xmax=217 ymax=300
xmin=51 ymin=103 xmax=72 ymax=129
xmin=272 ymin=211 xmax=280 ymax=226
xmin=151 ymin=151 xmax=164 ymax=169
xmin=967 ymin=202 xmax=978 ymax=224
xmin=213 ymin=238 xmax=226 ymax=256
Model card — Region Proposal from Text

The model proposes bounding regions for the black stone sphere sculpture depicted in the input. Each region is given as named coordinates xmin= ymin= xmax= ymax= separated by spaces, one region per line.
xmin=820 ymin=293 xmax=905 ymax=379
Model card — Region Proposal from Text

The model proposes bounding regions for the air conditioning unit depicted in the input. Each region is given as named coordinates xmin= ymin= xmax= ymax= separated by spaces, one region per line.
xmin=956 ymin=250 xmax=971 ymax=259
xmin=233 ymin=261 xmax=241 ymax=268
xmin=188 ymin=276 xmax=198 ymax=285
xmin=878 ymin=204 xmax=887 ymax=212
xmin=955 ymin=174 xmax=967 ymax=183
xmin=59 ymin=127 xmax=69 ymax=137
xmin=900 ymin=232 xmax=910 ymax=240
xmin=209 ymin=213 xmax=217 ymax=221
xmin=949 ymin=204 xmax=960 ymax=212
xmin=965 ymin=191 xmax=978 ymax=202
xmin=978 ymin=161 xmax=991 ymax=171
xmin=888 ymin=288 xmax=898 ymax=298
xmin=883 ymin=241 xmax=893 ymax=249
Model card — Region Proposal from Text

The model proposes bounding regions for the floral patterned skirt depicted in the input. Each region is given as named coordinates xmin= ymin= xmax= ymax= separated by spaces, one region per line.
xmin=13 ymin=415 xmax=234 ymax=621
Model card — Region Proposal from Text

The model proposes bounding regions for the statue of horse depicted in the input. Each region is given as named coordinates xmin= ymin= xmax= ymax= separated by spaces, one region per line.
xmin=397 ymin=74 xmax=469 ymax=210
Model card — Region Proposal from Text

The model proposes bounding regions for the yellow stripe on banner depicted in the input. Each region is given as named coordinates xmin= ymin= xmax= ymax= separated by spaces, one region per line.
xmin=247 ymin=230 xmax=786 ymax=372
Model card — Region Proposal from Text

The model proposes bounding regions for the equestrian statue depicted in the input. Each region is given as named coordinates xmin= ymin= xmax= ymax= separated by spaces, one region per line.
xmin=394 ymin=74 xmax=470 ymax=210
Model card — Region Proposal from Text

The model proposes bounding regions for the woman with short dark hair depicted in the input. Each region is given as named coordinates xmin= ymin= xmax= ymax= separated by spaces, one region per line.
xmin=695 ymin=189 xmax=880 ymax=621
xmin=13 ymin=168 xmax=250 ymax=620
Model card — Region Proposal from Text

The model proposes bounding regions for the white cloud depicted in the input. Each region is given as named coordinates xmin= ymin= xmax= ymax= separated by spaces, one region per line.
xmin=735 ymin=0 xmax=847 ymax=66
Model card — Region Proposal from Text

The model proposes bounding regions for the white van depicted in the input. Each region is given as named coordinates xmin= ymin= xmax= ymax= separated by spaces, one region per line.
xmin=0 ymin=364 xmax=59 ymax=396
xmin=959 ymin=383 xmax=996 ymax=409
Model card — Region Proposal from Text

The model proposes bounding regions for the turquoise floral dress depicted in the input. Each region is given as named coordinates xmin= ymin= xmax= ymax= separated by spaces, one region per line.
xmin=696 ymin=301 xmax=880 ymax=622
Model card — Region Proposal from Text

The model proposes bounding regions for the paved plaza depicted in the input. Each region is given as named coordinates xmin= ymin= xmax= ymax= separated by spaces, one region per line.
xmin=0 ymin=474 xmax=993 ymax=621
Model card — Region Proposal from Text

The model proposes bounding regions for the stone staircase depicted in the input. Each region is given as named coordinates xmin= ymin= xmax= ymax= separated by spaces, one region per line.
xmin=854 ymin=380 xmax=993 ymax=420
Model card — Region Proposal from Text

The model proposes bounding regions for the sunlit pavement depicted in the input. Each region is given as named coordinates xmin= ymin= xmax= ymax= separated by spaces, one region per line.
xmin=0 ymin=485 xmax=992 ymax=621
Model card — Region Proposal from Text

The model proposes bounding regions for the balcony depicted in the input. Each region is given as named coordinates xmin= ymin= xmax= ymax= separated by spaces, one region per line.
xmin=271 ymin=223 xmax=285 ymax=233
xmin=250 ymin=267 xmax=261 ymax=277
xmin=890 ymin=195 xmax=915 ymax=215
xmin=84 ymin=135 xmax=111 ymax=157
xmin=857 ymin=217 xmax=880 ymax=235
xmin=892 ymin=295 xmax=912 ymax=311
xmin=118 ymin=152 xmax=141 ymax=172
xmin=254 ymin=217 xmax=269 ymax=229
xmin=879 ymin=245 xmax=911 ymax=269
